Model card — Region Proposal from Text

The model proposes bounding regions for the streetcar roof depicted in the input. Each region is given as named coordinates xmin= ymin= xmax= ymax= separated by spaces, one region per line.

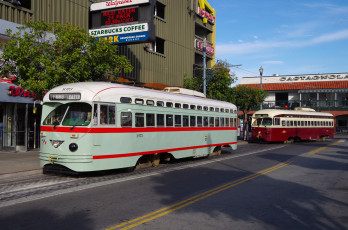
xmin=252 ymin=109 xmax=333 ymax=117
xmin=43 ymin=82 xmax=237 ymax=110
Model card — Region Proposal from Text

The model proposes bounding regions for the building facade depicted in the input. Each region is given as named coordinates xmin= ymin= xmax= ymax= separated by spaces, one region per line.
xmin=240 ymin=73 xmax=348 ymax=133
xmin=1 ymin=0 xmax=216 ymax=88
xmin=0 ymin=0 xmax=216 ymax=151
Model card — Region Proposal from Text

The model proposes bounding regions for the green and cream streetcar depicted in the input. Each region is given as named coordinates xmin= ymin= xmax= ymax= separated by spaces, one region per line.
xmin=40 ymin=82 xmax=238 ymax=172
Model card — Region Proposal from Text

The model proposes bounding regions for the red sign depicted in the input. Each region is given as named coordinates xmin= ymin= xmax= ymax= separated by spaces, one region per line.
xmin=195 ymin=39 xmax=215 ymax=55
xmin=8 ymin=86 xmax=36 ymax=99
xmin=197 ymin=7 xmax=215 ymax=24
xmin=102 ymin=7 xmax=139 ymax=26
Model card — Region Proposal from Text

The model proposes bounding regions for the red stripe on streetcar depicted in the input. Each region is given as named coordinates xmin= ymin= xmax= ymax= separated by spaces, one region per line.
xmin=93 ymin=142 xmax=238 ymax=159
xmin=40 ymin=126 xmax=238 ymax=133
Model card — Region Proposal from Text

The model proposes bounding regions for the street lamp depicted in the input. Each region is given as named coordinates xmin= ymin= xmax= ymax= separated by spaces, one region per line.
xmin=203 ymin=38 xmax=207 ymax=96
xmin=259 ymin=66 xmax=263 ymax=110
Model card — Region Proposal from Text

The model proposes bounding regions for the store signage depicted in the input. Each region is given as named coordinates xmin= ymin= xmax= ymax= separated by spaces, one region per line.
xmin=49 ymin=93 xmax=81 ymax=101
xmin=101 ymin=7 xmax=138 ymax=26
xmin=197 ymin=7 xmax=215 ymax=24
xmin=90 ymin=0 xmax=149 ymax=11
xmin=8 ymin=86 xmax=36 ymax=99
xmin=96 ymin=31 xmax=149 ymax=44
xmin=89 ymin=23 xmax=148 ymax=37
xmin=280 ymin=74 xmax=348 ymax=82
xmin=195 ymin=39 xmax=214 ymax=55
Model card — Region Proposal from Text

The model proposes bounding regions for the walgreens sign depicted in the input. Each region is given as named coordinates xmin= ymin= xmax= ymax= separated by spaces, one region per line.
xmin=90 ymin=0 xmax=149 ymax=11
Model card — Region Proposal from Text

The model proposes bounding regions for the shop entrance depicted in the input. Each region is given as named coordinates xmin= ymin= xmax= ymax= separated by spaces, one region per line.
xmin=2 ymin=104 xmax=16 ymax=151
xmin=1 ymin=103 xmax=41 ymax=152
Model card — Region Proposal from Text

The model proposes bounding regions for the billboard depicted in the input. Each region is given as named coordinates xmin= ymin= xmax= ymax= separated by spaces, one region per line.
xmin=89 ymin=0 xmax=155 ymax=44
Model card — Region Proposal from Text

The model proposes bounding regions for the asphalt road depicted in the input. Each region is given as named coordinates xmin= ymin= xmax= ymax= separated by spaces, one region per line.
xmin=0 ymin=138 xmax=347 ymax=230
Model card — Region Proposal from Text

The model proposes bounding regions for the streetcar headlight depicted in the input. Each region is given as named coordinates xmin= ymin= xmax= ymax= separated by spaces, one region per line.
xmin=69 ymin=143 xmax=78 ymax=152
xmin=50 ymin=140 xmax=64 ymax=148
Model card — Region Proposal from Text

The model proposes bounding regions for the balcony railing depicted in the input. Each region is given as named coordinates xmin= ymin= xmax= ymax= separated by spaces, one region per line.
xmin=253 ymin=100 xmax=348 ymax=111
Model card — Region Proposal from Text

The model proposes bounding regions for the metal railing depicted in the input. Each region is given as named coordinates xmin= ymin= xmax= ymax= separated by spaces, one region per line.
xmin=253 ymin=100 xmax=348 ymax=111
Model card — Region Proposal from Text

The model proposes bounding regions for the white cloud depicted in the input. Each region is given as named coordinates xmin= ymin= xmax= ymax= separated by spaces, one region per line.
xmin=262 ymin=61 xmax=284 ymax=65
xmin=216 ymin=29 xmax=348 ymax=55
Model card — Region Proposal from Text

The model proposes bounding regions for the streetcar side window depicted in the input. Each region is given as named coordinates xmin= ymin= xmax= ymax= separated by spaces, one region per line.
xmin=166 ymin=102 xmax=173 ymax=107
xmin=197 ymin=116 xmax=203 ymax=127
xmin=215 ymin=117 xmax=220 ymax=127
xmin=166 ymin=115 xmax=173 ymax=126
xmin=146 ymin=113 xmax=155 ymax=127
xmin=157 ymin=101 xmax=164 ymax=107
xmin=100 ymin=104 xmax=115 ymax=125
xmin=203 ymin=116 xmax=209 ymax=127
xmin=135 ymin=98 xmax=144 ymax=105
xmin=274 ymin=118 xmax=280 ymax=126
xmin=175 ymin=115 xmax=182 ymax=127
xmin=190 ymin=116 xmax=196 ymax=127
xmin=93 ymin=104 xmax=98 ymax=125
xmin=157 ymin=114 xmax=165 ymax=127
xmin=183 ymin=104 xmax=189 ymax=109
xmin=229 ymin=118 xmax=233 ymax=127
xmin=121 ymin=112 xmax=132 ymax=127
xmin=183 ymin=115 xmax=189 ymax=127
xmin=226 ymin=118 xmax=230 ymax=127
xmin=175 ymin=103 xmax=181 ymax=108
xmin=135 ymin=113 xmax=145 ymax=127
xmin=220 ymin=117 xmax=225 ymax=127
xmin=282 ymin=120 xmax=286 ymax=126
xmin=210 ymin=117 xmax=215 ymax=127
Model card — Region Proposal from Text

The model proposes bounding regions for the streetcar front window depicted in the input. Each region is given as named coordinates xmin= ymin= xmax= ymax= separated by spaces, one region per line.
xmin=62 ymin=103 xmax=92 ymax=126
xmin=262 ymin=118 xmax=272 ymax=126
xmin=43 ymin=104 xmax=68 ymax=126
xmin=252 ymin=118 xmax=272 ymax=127
xmin=43 ymin=103 xmax=92 ymax=126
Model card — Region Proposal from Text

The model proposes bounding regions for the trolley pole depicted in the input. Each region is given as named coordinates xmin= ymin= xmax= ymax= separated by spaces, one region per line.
xmin=259 ymin=66 xmax=263 ymax=110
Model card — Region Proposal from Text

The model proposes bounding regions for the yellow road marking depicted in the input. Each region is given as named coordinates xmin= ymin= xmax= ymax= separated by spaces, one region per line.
xmin=106 ymin=161 xmax=293 ymax=230
xmin=309 ymin=141 xmax=342 ymax=154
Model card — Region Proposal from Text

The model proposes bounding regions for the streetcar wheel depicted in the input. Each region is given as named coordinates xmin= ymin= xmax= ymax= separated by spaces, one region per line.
xmin=320 ymin=136 xmax=326 ymax=142
xmin=151 ymin=154 xmax=160 ymax=167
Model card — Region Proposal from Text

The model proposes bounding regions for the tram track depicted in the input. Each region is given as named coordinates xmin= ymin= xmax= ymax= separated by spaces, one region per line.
xmin=0 ymin=143 xmax=284 ymax=207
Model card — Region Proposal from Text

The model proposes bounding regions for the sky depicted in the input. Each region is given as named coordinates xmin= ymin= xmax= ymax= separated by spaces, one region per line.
xmin=208 ymin=0 xmax=348 ymax=86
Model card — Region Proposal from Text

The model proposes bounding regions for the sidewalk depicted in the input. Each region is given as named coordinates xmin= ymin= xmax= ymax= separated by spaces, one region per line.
xmin=0 ymin=150 xmax=41 ymax=175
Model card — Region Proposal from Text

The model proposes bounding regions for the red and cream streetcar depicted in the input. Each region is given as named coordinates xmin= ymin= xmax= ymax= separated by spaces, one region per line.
xmin=251 ymin=108 xmax=334 ymax=143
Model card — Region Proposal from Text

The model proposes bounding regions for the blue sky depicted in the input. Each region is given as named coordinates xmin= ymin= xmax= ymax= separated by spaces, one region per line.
xmin=209 ymin=0 xmax=348 ymax=85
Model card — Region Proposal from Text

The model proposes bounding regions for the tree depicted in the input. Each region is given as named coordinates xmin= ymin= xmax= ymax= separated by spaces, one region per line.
xmin=0 ymin=21 xmax=133 ymax=99
xmin=184 ymin=60 xmax=237 ymax=101
xmin=230 ymin=85 xmax=268 ymax=121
